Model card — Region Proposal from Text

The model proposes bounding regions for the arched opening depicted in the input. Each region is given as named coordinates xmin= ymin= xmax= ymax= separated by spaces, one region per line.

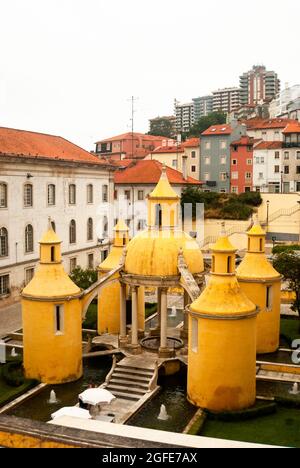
xmin=212 ymin=255 xmax=215 ymax=273
xmin=260 ymin=238 xmax=263 ymax=252
xmin=155 ymin=204 xmax=162 ymax=228
xmin=51 ymin=246 xmax=55 ymax=262
xmin=227 ymin=256 xmax=232 ymax=273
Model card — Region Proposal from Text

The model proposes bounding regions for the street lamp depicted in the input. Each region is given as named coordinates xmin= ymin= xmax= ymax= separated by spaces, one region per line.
xmin=266 ymin=200 xmax=270 ymax=232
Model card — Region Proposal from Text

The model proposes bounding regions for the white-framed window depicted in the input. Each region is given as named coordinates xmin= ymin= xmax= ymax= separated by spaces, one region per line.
xmin=69 ymin=184 xmax=76 ymax=205
xmin=0 ymin=274 xmax=9 ymax=296
xmin=247 ymin=159 xmax=252 ymax=165
xmin=275 ymin=151 xmax=280 ymax=159
xmin=274 ymin=165 xmax=280 ymax=173
xmin=284 ymin=152 xmax=289 ymax=160
xmin=204 ymin=172 xmax=210 ymax=181
xmin=205 ymin=156 xmax=211 ymax=165
xmin=87 ymin=184 xmax=93 ymax=204
xmin=220 ymin=172 xmax=227 ymax=181
xmin=87 ymin=253 xmax=94 ymax=269
xmin=220 ymin=156 xmax=226 ymax=165
xmin=54 ymin=304 xmax=64 ymax=335
xmin=220 ymin=141 xmax=227 ymax=150
xmin=231 ymin=186 xmax=238 ymax=194
xmin=232 ymin=172 xmax=238 ymax=180
xmin=102 ymin=185 xmax=108 ymax=202
xmin=47 ymin=184 xmax=56 ymax=206
xmin=69 ymin=257 xmax=77 ymax=272
xmin=0 ymin=228 xmax=8 ymax=257
xmin=245 ymin=172 xmax=252 ymax=180
xmin=24 ymin=183 xmax=33 ymax=207
xmin=232 ymin=159 xmax=237 ymax=166
xmin=259 ymin=172 xmax=264 ymax=179
xmin=25 ymin=224 xmax=34 ymax=253
xmin=191 ymin=318 xmax=198 ymax=353
xmin=69 ymin=220 xmax=76 ymax=244
xmin=191 ymin=165 xmax=196 ymax=173
xmin=138 ymin=190 xmax=144 ymax=201
xmin=205 ymin=141 xmax=211 ymax=150
xmin=25 ymin=267 xmax=35 ymax=285
xmin=191 ymin=151 xmax=196 ymax=158
xmin=0 ymin=183 xmax=7 ymax=208
xmin=296 ymin=151 xmax=300 ymax=160
xmin=124 ymin=190 xmax=131 ymax=201
xmin=260 ymin=157 xmax=265 ymax=164
xmin=87 ymin=218 xmax=93 ymax=241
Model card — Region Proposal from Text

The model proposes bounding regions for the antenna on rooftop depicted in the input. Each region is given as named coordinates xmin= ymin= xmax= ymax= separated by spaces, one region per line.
xmin=127 ymin=96 xmax=139 ymax=159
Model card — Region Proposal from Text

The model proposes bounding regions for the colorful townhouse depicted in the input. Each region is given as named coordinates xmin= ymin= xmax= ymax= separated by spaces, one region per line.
xmin=230 ymin=136 xmax=255 ymax=194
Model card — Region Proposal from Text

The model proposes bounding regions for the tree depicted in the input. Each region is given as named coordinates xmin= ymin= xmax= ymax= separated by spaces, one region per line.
xmin=148 ymin=117 xmax=175 ymax=138
xmin=188 ymin=112 xmax=227 ymax=137
xmin=273 ymin=252 xmax=300 ymax=320
xmin=69 ymin=267 xmax=98 ymax=291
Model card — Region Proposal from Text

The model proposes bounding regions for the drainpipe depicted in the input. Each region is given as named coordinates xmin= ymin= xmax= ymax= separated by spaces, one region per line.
xmin=182 ymin=155 xmax=188 ymax=180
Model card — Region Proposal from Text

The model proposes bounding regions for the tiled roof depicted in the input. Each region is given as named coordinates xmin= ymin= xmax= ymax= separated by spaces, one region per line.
xmin=245 ymin=118 xmax=298 ymax=130
xmin=97 ymin=132 xmax=167 ymax=144
xmin=151 ymin=145 xmax=184 ymax=154
xmin=282 ymin=123 xmax=300 ymax=134
xmin=201 ymin=125 xmax=232 ymax=136
xmin=114 ymin=160 xmax=202 ymax=185
xmin=254 ymin=141 xmax=283 ymax=150
xmin=0 ymin=127 xmax=109 ymax=166
xmin=182 ymin=138 xmax=200 ymax=148
xmin=231 ymin=136 xmax=254 ymax=146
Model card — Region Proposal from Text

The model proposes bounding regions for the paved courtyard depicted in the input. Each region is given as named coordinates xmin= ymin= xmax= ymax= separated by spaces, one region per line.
xmin=0 ymin=303 xmax=22 ymax=336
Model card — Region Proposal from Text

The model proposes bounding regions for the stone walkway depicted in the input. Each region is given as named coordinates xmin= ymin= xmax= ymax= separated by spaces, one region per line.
xmin=0 ymin=303 xmax=22 ymax=336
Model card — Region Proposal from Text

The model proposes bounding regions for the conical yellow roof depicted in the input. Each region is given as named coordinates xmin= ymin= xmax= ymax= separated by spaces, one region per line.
xmin=113 ymin=219 xmax=129 ymax=232
xmin=149 ymin=165 xmax=179 ymax=200
xmin=211 ymin=224 xmax=236 ymax=253
xmin=39 ymin=226 xmax=61 ymax=245
xmin=237 ymin=219 xmax=280 ymax=281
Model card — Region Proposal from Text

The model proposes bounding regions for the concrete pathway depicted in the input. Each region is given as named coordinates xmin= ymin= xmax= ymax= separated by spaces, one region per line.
xmin=0 ymin=303 xmax=22 ymax=336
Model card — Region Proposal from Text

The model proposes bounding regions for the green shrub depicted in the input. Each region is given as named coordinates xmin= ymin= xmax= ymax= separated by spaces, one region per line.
xmin=83 ymin=303 xmax=97 ymax=330
xmin=273 ymin=245 xmax=300 ymax=254
xmin=238 ymin=192 xmax=262 ymax=207
xmin=220 ymin=201 xmax=253 ymax=220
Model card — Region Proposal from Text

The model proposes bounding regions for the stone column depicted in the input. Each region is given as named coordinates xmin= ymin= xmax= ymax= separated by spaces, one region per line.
xmin=150 ymin=287 xmax=161 ymax=336
xmin=181 ymin=290 xmax=190 ymax=339
xmin=159 ymin=288 xmax=171 ymax=358
xmin=129 ymin=286 xmax=141 ymax=354
xmin=119 ymin=283 xmax=128 ymax=347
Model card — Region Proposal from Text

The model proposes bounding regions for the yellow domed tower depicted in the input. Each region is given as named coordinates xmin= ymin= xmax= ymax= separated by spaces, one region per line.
xmin=97 ymin=219 xmax=145 ymax=335
xmin=187 ymin=225 xmax=258 ymax=412
xmin=22 ymin=222 xmax=82 ymax=384
xmin=237 ymin=218 xmax=281 ymax=354
xmin=124 ymin=165 xmax=204 ymax=356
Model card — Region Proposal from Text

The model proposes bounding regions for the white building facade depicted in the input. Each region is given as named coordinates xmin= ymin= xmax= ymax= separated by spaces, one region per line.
xmin=253 ymin=143 xmax=282 ymax=193
xmin=0 ymin=155 xmax=114 ymax=307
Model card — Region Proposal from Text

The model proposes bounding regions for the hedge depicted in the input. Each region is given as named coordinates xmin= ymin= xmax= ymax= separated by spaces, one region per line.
xmin=273 ymin=245 xmax=300 ymax=254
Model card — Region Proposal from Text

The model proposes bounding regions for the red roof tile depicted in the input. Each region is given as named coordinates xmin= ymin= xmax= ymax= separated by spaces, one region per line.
xmin=231 ymin=136 xmax=254 ymax=146
xmin=97 ymin=132 xmax=167 ymax=144
xmin=0 ymin=127 xmax=109 ymax=166
xmin=151 ymin=145 xmax=185 ymax=154
xmin=254 ymin=141 xmax=283 ymax=150
xmin=201 ymin=125 xmax=232 ymax=136
xmin=282 ymin=123 xmax=300 ymax=134
xmin=182 ymin=138 xmax=200 ymax=148
xmin=114 ymin=160 xmax=202 ymax=185
xmin=245 ymin=118 xmax=298 ymax=130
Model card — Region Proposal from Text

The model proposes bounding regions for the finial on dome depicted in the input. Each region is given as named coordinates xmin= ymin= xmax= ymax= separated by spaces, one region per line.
xmin=220 ymin=221 xmax=226 ymax=237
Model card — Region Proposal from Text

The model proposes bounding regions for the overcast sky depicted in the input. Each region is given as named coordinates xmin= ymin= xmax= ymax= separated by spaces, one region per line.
xmin=0 ymin=0 xmax=299 ymax=150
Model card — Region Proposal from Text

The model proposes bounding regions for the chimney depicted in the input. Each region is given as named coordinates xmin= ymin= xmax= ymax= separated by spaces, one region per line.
xmin=182 ymin=155 xmax=188 ymax=180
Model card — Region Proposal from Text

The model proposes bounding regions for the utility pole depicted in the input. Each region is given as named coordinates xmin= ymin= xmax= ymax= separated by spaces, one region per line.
xmin=128 ymin=96 xmax=138 ymax=158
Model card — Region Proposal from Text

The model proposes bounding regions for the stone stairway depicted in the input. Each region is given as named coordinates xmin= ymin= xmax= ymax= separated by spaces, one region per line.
xmin=105 ymin=363 xmax=154 ymax=402
xmin=178 ymin=249 xmax=201 ymax=301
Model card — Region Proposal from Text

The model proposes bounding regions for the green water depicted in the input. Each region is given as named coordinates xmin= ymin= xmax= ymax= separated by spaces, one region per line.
xmin=202 ymin=407 xmax=300 ymax=448
xmin=7 ymin=356 xmax=112 ymax=422
xmin=128 ymin=371 xmax=196 ymax=433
